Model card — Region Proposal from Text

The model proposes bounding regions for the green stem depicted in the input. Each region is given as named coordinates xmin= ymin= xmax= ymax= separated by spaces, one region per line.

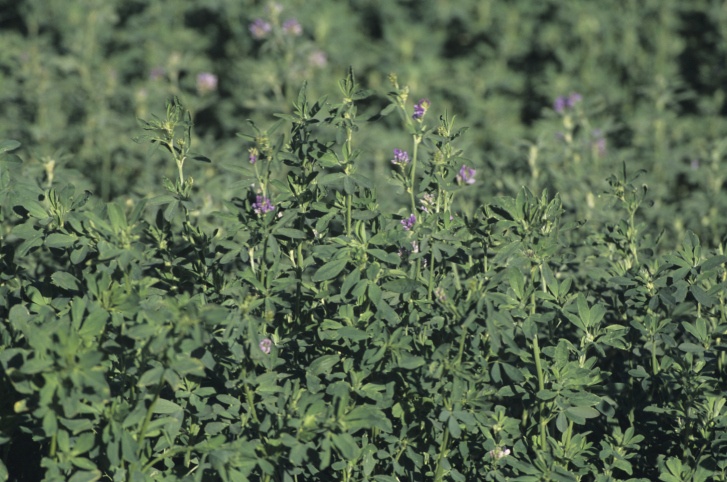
xmin=433 ymin=426 xmax=450 ymax=482
xmin=456 ymin=320 xmax=468 ymax=366
xmin=346 ymin=193 xmax=352 ymax=236
xmin=564 ymin=420 xmax=574 ymax=449
xmin=260 ymin=235 xmax=269 ymax=288
xmin=142 ymin=446 xmax=188 ymax=473
xmin=409 ymin=136 xmax=421 ymax=213
xmin=245 ymin=385 xmax=261 ymax=424
xmin=427 ymin=249 xmax=436 ymax=301
xmin=49 ymin=432 xmax=57 ymax=458
xmin=295 ymin=241 xmax=304 ymax=323
xmin=137 ymin=373 xmax=165 ymax=459
xmin=532 ymin=335 xmax=547 ymax=449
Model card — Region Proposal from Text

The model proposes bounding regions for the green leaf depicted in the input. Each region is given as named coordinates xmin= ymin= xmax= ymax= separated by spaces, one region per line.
xmin=542 ymin=263 xmax=558 ymax=297
xmin=397 ymin=354 xmax=425 ymax=370
xmin=309 ymin=355 xmax=340 ymax=376
xmin=565 ymin=406 xmax=599 ymax=423
xmin=679 ymin=342 xmax=705 ymax=354
xmin=690 ymin=285 xmax=714 ymax=307
xmin=331 ymin=432 xmax=359 ymax=460
xmin=313 ymin=258 xmax=349 ymax=282
xmin=45 ymin=233 xmax=76 ymax=249
xmin=68 ymin=469 xmax=101 ymax=482
xmin=273 ymin=227 xmax=307 ymax=239
xmin=137 ymin=366 xmax=164 ymax=387
xmin=171 ymin=357 xmax=205 ymax=377
xmin=338 ymin=326 xmax=368 ymax=342
xmin=107 ymin=202 xmax=127 ymax=232
xmin=72 ymin=432 xmax=96 ymax=455
xmin=343 ymin=405 xmax=392 ymax=433
xmin=0 ymin=139 xmax=20 ymax=154
xmin=576 ymin=294 xmax=590 ymax=326
xmin=381 ymin=278 xmax=421 ymax=293
xmin=701 ymin=255 xmax=727 ymax=271
xmin=20 ymin=357 xmax=53 ymax=374
xmin=629 ymin=365 xmax=649 ymax=378
xmin=537 ymin=389 xmax=558 ymax=401
xmin=51 ymin=271 xmax=80 ymax=291
xmin=163 ymin=200 xmax=179 ymax=222
xmin=319 ymin=172 xmax=345 ymax=186
xmin=447 ymin=413 xmax=462 ymax=438
xmin=19 ymin=199 xmax=48 ymax=219
xmin=367 ymin=248 xmax=400 ymax=264
xmin=153 ymin=398 xmax=183 ymax=414
xmin=146 ymin=194 xmax=176 ymax=206
xmin=341 ymin=269 xmax=361 ymax=297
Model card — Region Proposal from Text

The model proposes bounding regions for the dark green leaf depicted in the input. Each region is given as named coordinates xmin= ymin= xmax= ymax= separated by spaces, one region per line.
xmin=51 ymin=271 xmax=80 ymax=291
xmin=381 ymin=278 xmax=421 ymax=293
xmin=313 ymin=258 xmax=348 ymax=282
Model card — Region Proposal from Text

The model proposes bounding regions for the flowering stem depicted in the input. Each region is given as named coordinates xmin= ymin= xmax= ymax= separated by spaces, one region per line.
xmin=409 ymin=136 xmax=421 ymax=213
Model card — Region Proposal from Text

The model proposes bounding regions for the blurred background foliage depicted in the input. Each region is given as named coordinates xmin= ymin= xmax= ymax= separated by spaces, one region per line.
xmin=1 ymin=0 xmax=727 ymax=248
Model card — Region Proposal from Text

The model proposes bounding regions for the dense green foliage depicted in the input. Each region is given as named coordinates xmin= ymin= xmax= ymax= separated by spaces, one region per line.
xmin=2 ymin=1 xmax=727 ymax=481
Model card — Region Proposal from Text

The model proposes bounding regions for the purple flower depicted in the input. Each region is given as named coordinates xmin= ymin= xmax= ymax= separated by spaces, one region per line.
xmin=253 ymin=195 xmax=275 ymax=215
xmin=259 ymin=338 xmax=272 ymax=354
xmin=554 ymin=92 xmax=582 ymax=114
xmin=456 ymin=165 xmax=476 ymax=185
xmin=412 ymin=98 xmax=431 ymax=120
xmin=282 ymin=18 xmax=302 ymax=36
xmin=690 ymin=158 xmax=700 ymax=170
xmin=149 ymin=67 xmax=165 ymax=81
xmin=401 ymin=213 xmax=416 ymax=231
xmin=308 ymin=50 xmax=328 ymax=68
xmin=568 ymin=92 xmax=583 ymax=106
xmin=248 ymin=147 xmax=259 ymax=165
xmin=592 ymin=129 xmax=606 ymax=157
xmin=250 ymin=18 xmax=272 ymax=39
xmin=391 ymin=149 xmax=410 ymax=166
xmin=553 ymin=96 xmax=566 ymax=114
xmin=196 ymin=72 xmax=218 ymax=94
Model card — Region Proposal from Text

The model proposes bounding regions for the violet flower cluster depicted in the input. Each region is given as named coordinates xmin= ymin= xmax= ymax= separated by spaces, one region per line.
xmin=196 ymin=72 xmax=218 ymax=94
xmin=248 ymin=147 xmax=259 ymax=165
xmin=391 ymin=149 xmax=410 ymax=167
xmin=249 ymin=8 xmax=303 ymax=40
xmin=554 ymin=92 xmax=582 ymax=114
xmin=401 ymin=213 xmax=416 ymax=231
xmin=412 ymin=98 xmax=431 ymax=120
xmin=282 ymin=18 xmax=302 ymax=36
xmin=456 ymin=165 xmax=476 ymax=185
xmin=592 ymin=129 xmax=607 ymax=157
xmin=253 ymin=195 xmax=275 ymax=215
xmin=249 ymin=19 xmax=272 ymax=39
